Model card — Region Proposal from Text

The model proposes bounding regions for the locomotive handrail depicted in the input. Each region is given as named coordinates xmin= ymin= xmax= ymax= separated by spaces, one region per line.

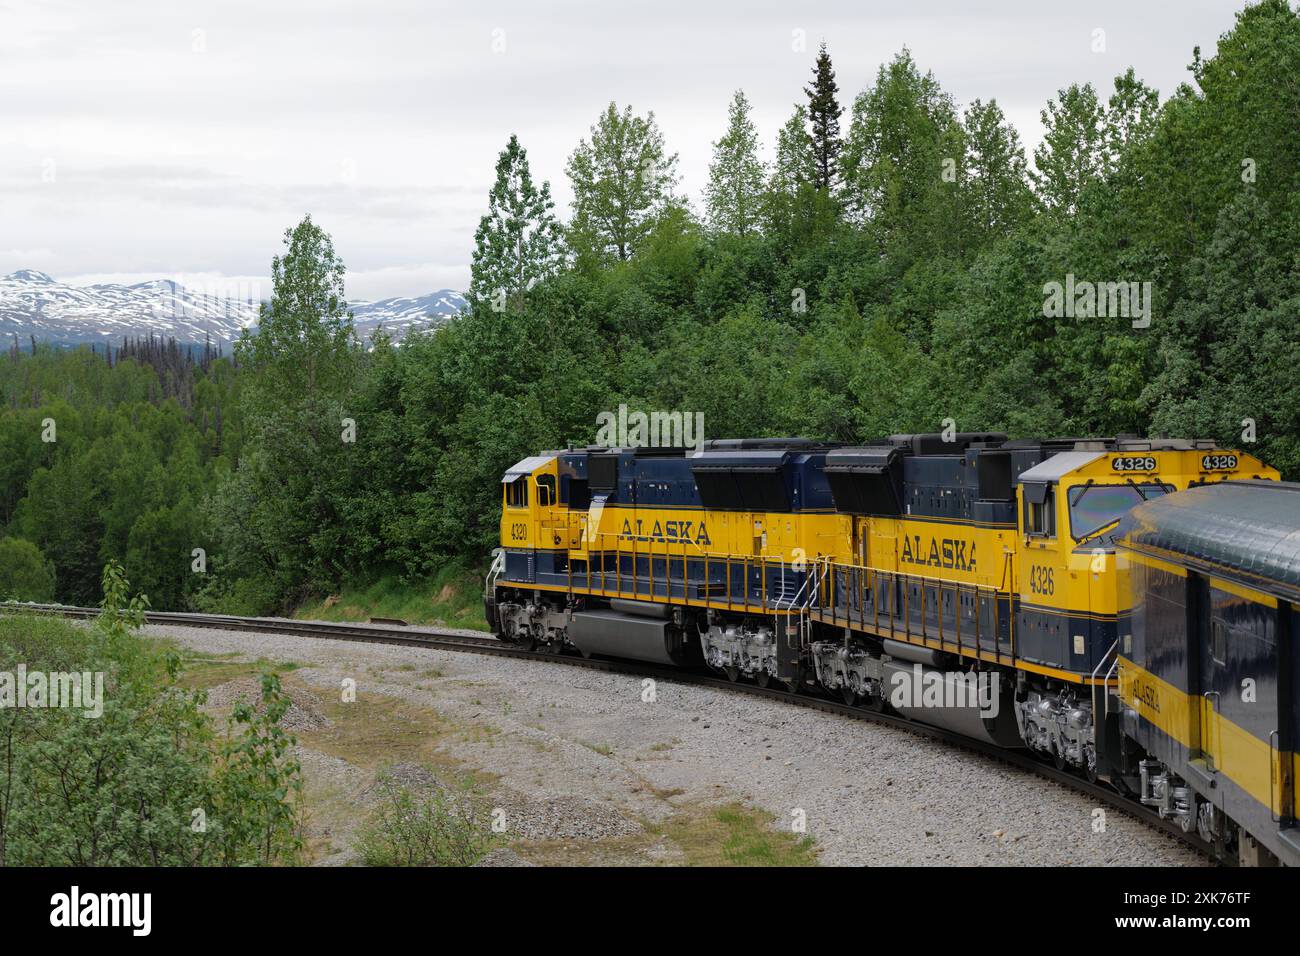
xmin=485 ymin=549 xmax=506 ymax=601
xmin=808 ymin=558 xmax=1013 ymax=658
xmin=775 ymin=558 xmax=819 ymax=612
xmin=1093 ymin=637 xmax=1122 ymax=722
xmin=579 ymin=528 xmax=799 ymax=611
xmin=818 ymin=559 xmax=1006 ymax=595
xmin=1091 ymin=638 xmax=1119 ymax=684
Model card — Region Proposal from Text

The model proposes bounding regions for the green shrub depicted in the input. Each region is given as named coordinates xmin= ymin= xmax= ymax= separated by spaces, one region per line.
xmin=354 ymin=772 xmax=495 ymax=866
xmin=0 ymin=537 xmax=56 ymax=603
xmin=0 ymin=562 xmax=303 ymax=866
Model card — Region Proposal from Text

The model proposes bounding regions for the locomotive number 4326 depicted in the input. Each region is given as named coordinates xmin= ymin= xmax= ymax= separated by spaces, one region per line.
xmin=1201 ymin=454 xmax=1238 ymax=471
xmin=1111 ymin=456 xmax=1157 ymax=472
xmin=1029 ymin=564 xmax=1055 ymax=595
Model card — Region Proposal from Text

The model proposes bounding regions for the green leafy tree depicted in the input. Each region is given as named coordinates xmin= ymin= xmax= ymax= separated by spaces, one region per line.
xmin=469 ymin=134 xmax=563 ymax=311
xmin=0 ymin=537 xmax=55 ymax=601
xmin=1145 ymin=190 xmax=1300 ymax=474
xmin=840 ymin=50 xmax=966 ymax=259
xmin=763 ymin=104 xmax=834 ymax=245
xmin=218 ymin=216 xmax=361 ymax=602
xmin=566 ymin=103 xmax=680 ymax=262
xmin=705 ymin=90 xmax=766 ymax=237
xmin=236 ymin=215 xmax=355 ymax=405
xmin=962 ymin=98 xmax=1033 ymax=242
xmin=769 ymin=105 xmax=817 ymax=200
xmin=1104 ymin=68 xmax=1160 ymax=163
xmin=1032 ymin=83 xmax=1107 ymax=215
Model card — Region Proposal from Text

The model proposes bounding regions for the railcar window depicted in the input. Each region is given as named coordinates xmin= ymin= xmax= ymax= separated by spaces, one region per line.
xmin=1211 ymin=619 xmax=1228 ymax=666
xmin=1067 ymin=482 xmax=1172 ymax=541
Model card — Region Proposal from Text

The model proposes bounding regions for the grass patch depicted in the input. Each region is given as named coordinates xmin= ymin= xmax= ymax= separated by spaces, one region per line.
xmin=289 ymin=682 xmax=504 ymax=864
xmin=293 ymin=562 xmax=489 ymax=631
xmin=294 ymin=683 xmax=496 ymax=791
xmin=175 ymin=656 xmax=302 ymax=692
xmin=507 ymin=801 xmax=819 ymax=867
xmin=650 ymin=802 xmax=819 ymax=867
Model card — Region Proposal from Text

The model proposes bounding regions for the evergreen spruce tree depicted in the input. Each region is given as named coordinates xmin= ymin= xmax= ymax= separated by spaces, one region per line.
xmin=469 ymin=134 xmax=562 ymax=311
xmin=804 ymin=41 xmax=843 ymax=191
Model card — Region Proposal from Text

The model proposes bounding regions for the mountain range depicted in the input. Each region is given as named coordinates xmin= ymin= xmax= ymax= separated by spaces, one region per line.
xmin=0 ymin=270 xmax=466 ymax=348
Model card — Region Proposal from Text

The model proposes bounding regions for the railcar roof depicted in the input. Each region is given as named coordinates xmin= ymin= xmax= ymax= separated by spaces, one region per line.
xmin=1117 ymin=480 xmax=1300 ymax=601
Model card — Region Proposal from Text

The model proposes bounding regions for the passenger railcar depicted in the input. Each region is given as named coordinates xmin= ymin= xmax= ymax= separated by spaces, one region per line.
xmin=1113 ymin=480 xmax=1299 ymax=865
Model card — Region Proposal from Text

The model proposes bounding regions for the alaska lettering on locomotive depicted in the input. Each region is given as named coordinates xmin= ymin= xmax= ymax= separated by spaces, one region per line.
xmin=619 ymin=517 xmax=712 ymax=546
xmin=899 ymin=534 xmax=976 ymax=572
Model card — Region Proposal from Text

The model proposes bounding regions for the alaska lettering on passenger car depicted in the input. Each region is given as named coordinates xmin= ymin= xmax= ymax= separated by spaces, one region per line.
xmin=620 ymin=517 xmax=712 ymax=546
xmin=900 ymin=535 xmax=976 ymax=572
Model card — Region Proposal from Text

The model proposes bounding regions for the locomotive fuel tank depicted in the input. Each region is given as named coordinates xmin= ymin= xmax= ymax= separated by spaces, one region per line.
xmin=882 ymin=659 xmax=1023 ymax=749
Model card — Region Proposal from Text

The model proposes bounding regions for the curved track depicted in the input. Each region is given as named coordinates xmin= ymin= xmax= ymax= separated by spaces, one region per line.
xmin=14 ymin=602 xmax=1219 ymax=863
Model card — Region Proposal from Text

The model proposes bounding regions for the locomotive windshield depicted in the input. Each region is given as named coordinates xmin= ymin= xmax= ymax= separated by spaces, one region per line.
xmin=1068 ymin=482 xmax=1172 ymax=542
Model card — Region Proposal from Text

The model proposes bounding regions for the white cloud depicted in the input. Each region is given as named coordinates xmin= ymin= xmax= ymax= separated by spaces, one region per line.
xmin=0 ymin=0 xmax=1252 ymax=298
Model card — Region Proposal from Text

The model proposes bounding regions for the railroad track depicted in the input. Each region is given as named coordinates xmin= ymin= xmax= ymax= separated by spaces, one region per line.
xmin=12 ymin=602 xmax=1220 ymax=863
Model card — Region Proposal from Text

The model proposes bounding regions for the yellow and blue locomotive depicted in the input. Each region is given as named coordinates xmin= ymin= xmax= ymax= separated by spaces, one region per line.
xmin=486 ymin=432 xmax=1287 ymax=862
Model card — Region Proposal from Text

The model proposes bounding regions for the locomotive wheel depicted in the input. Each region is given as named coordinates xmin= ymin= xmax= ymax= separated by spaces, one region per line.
xmin=840 ymin=687 xmax=857 ymax=706
xmin=1053 ymin=748 xmax=1068 ymax=771
xmin=724 ymin=665 xmax=741 ymax=683
xmin=754 ymin=672 xmax=771 ymax=689
xmin=863 ymin=695 xmax=884 ymax=713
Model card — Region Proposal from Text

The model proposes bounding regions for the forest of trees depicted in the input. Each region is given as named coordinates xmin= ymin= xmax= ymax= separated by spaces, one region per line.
xmin=1 ymin=0 xmax=1297 ymax=613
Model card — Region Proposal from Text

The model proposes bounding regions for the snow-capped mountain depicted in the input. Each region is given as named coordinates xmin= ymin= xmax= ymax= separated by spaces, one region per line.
xmin=0 ymin=270 xmax=465 ymax=348
xmin=349 ymin=291 xmax=466 ymax=340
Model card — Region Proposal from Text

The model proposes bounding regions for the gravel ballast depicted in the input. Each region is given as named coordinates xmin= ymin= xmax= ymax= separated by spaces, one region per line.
xmin=149 ymin=622 xmax=1207 ymax=867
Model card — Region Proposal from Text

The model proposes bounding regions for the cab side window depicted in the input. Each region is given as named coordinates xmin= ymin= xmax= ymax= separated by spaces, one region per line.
xmin=536 ymin=474 xmax=556 ymax=507
xmin=1024 ymin=483 xmax=1056 ymax=538
xmin=506 ymin=476 xmax=529 ymax=508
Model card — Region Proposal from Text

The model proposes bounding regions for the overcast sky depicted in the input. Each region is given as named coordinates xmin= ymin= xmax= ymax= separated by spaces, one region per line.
xmin=0 ymin=0 xmax=1252 ymax=300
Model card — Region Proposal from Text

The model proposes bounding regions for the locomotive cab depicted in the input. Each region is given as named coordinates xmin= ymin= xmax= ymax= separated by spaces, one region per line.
xmin=498 ymin=454 xmax=567 ymax=579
